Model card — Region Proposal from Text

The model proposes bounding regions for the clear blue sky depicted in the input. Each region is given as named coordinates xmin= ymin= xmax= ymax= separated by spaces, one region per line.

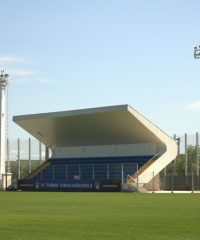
xmin=1 ymin=0 xmax=200 ymax=138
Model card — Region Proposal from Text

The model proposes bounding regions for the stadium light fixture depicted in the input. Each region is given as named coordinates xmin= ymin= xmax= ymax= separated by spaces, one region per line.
xmin=194 ymin=45 xmax=200 ymax=59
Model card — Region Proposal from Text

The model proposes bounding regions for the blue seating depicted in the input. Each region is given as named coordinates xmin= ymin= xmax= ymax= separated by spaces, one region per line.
xmin=33 ymin=155 xmax=153 ymax=183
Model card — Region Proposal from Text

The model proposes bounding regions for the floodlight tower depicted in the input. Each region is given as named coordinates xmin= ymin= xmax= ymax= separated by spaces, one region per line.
xmin=0 ymin=71 xmax=8 ymax=180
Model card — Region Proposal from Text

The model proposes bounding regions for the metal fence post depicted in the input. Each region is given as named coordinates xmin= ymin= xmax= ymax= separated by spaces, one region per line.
xmin=65 ymin=165 xmax=68 ymax=180
xmin=39 ymin=141 xmax=42 ymax=164
xmin=79 ymin=164 xmax=81 ymax=179
xmin=17 ymin=138 xmax=20 ymax=180
xmin=93 ymin=164 xmax=95 ymax=181
xmin=163 ymin=167 xmax=166 ymax=190
xmin=121 ymin=164 xmax=124 ymax=192
xmin=185 ymin=133 xmax=188 ymax=189
xmin=52 ymin=164 xmax=55 ymax=179
xmin=28 ymin=138 xmax=31 ymax=174
xmin=192 ymin=171 xmax=194 ymax=193
xmin=173 ymin=134 xmax=177 ymax=175
xmin=171 ymin=164 xmax=174 ymax=193
xmin=185 ymin=133 xmax=188 ymax=176
xmin=136 ymin=164 xmax=139 ymax=192
xmin=196 ymin=132 xmax=199 ymax=190
xmin=45 ymin=146 xmax=49 ymax=161
xmin=39 ymin=166 xmax=42 ymax=180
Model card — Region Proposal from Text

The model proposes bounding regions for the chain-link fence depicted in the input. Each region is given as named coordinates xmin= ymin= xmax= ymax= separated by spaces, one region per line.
xmin=161 ymin=174 xmax=200 ymax=191
xmin=6 ymin=138 xmax=46 ymax=182
xmin=159 ymin=133 xmax=200 ymax=191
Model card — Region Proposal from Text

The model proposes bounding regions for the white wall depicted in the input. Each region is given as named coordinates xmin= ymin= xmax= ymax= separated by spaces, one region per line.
xmin=52 ymin=143 xmax=157 ymax=158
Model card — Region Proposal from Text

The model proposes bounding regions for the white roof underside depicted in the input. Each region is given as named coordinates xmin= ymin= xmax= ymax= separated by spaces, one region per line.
xmin=13 ymin=105 xmax=163 ymax=149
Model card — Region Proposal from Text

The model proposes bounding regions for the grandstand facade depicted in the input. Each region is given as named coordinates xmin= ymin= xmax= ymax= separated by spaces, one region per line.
xmin=13 ymin=105 xmax=177 ymax=192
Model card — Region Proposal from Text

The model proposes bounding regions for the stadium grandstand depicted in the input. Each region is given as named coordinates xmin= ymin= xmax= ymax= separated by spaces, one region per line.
xmin=13 ymin=105 xmax=177 ymax=192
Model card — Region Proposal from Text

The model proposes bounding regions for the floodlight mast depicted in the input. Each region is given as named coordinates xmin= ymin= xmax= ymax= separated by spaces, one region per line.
xmin=0 ymin=70 xmax=8 ymax=180
xmin=194 ymin=45 xmax=200 ymax=59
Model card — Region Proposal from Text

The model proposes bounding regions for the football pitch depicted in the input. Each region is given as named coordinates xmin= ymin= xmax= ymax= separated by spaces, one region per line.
xmin=0 ymin=192 xmax=200 ymax=240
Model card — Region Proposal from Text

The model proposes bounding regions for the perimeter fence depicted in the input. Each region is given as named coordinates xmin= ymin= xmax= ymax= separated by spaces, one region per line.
xmin=6 ymin=138 xmax=46 ymax=181
xmin=5 ymin=132 xmax=200 ymax=191
xmin=159 ymin=132 xmax=200 ymax=191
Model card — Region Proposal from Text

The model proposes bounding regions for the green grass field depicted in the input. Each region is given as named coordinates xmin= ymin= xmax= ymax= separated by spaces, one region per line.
xmin=0 ymin=192 xmax=200 ymax=240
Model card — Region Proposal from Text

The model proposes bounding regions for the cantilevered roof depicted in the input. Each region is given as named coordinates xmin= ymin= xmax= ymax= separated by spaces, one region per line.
xmin=13 ymin=105 xmax=163 ymax=148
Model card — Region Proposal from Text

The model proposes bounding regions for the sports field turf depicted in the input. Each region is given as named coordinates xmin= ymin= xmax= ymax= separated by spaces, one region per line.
xmin=0 ymin=192 xmax=200 ymax=240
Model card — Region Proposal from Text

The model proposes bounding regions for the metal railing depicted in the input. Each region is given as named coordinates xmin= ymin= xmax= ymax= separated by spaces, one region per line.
xmin=128 ymin=153 xmax=160 ymax=183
